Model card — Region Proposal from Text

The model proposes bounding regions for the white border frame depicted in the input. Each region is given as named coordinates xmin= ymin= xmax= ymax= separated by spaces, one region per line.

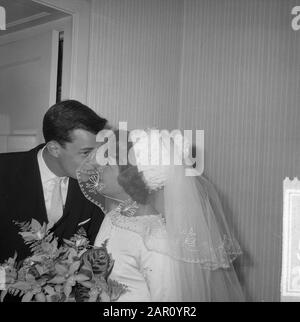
xmin=281 ymin=177 xmax=300 ymax=301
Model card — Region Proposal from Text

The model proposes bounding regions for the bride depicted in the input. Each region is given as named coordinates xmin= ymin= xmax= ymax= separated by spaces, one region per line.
xmin=77 ymin=129 xmax=245 ymax=302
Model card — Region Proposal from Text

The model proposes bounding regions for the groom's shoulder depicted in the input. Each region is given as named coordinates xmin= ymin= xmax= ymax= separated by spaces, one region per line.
xmin=0 ymin=145 xmax=43 ymax=167
xmin=0 ymin=150 xmax=27 ymax=164
xmin=0 ymin=151 xmax=29 ymax=184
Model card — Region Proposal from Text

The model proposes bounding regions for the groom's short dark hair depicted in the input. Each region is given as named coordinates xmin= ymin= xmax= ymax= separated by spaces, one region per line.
xmin=43 ymin=100 xmax=107 ymax=145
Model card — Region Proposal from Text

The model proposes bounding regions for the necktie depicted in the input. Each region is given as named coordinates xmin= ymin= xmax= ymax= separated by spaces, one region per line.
xmin=48 ymin=177 xmax=65 ymax=229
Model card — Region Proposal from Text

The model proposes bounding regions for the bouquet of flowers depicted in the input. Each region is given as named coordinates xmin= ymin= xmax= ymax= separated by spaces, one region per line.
xmin=0 ymin=219 xmax=128 ymax=302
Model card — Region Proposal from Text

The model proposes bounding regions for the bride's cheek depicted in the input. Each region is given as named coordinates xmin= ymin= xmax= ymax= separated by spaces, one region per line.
xmin=102 ymin=169 xmax=112 ymax=188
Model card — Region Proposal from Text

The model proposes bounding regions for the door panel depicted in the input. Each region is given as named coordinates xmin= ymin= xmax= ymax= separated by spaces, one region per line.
xmin=0 ymin=29 xmax=59 ymax=147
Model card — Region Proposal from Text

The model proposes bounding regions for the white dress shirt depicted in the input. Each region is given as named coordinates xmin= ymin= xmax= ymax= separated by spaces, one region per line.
xmin=37 ymin=146 xmax=69 ymax=219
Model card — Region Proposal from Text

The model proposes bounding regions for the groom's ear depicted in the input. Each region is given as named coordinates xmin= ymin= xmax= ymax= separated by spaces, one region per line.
xmin=46 ymin=141 xmax=62 ymax=158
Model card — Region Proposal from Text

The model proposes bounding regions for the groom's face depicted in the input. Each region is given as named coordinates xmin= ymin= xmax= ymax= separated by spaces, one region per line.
xmin=58 ymin=129 xmax=98 ymax=179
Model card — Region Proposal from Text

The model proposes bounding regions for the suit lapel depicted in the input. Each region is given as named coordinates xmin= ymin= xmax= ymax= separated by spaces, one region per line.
xmin=13 ymin=145 xmax=48 ymax=225
xmin=50 ymin=178 xmax=86 ymax=238
xmin=64 ymin=178 xmax=78 ymax=214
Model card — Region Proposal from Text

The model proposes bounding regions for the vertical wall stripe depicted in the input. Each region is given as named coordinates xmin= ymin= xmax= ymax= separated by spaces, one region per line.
xmin=87 ymin=0 xmax=183 ymax=130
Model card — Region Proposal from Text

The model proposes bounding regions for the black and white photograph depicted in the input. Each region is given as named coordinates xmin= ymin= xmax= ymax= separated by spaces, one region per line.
xmin=0 ymin=0 xmax=299 ymax=306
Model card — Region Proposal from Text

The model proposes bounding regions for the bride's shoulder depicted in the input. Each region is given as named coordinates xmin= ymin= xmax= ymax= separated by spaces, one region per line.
xmin=107 ymin=210 xmax=170 ymax=255
xmin=108 ymin=210 xmax=167 ymax=238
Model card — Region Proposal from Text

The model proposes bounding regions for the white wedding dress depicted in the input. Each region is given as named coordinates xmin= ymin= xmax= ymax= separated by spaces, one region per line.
xmin=94 ymin=209 xmax=176 ymax=302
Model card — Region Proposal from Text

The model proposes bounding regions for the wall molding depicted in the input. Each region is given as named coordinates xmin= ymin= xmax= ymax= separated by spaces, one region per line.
xmin=6 ymin=12 xmax=51 ymax=28
xmin=0 ymin=56 xmax=41 ymax=70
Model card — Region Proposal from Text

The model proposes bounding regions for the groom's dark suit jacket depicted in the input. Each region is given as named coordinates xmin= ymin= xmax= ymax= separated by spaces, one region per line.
xmin=0 ymin=145 xmax=105 ymax=263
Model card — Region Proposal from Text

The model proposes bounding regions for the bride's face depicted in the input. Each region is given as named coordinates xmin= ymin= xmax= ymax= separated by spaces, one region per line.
xmin=98 ymin=164 xmax=126 ymax=199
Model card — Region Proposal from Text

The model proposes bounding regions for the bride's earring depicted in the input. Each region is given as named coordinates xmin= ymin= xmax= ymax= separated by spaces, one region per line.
xmin=119 ymin=199 xmax=139 ymax=217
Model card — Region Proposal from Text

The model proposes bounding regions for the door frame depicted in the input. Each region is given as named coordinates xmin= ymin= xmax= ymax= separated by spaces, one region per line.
xmin=0 ymin=17 xmax=71 ymax=107
xmin=32 ymin=0 xmax=91 ymax=103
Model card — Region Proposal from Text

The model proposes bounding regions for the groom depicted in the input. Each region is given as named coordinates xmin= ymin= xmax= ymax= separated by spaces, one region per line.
xmin=0 ymin=100 xmax=107 ymax=263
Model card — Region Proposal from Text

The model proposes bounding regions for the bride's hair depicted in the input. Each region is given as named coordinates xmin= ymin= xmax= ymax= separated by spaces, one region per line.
xmin=113 ymin=130 xmax=149 ymax=204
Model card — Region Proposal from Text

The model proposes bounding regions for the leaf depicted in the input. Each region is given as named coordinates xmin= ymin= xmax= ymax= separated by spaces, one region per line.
xmin=25 ymin=273 xmax=36 ymax=283
xmin=9 ymin=281 xmax=32 ymax=291
xmin=4 ymin=267 xmax=17 ymax=283
xmin=50 ymin=294 xmax=61 ymax=302
xmin=63 ymin=239 xmax=74 ymax=247
xmin=31 ymin=219 xmax=42 ymax=232
xmin=21 ymin=291 xmax=34 ymax=302
xmin=27 ymin=266 xmax=42 ymax=279
xmin=29 ymin=254 xmax=45 ymax=262
xmin=43 ymin=285 xmax=56 ymax=296
xmin=64 ymin=285 xmax=72 ymax=299
xmin=54 ymin=285 xmax=62 ymax=293
xmin=35 ymin=264 xmax=47 ymax=276
xmin=88 ymin=289 xmax=99 ymax=302
xmin=41 ymin=222 xmax=48 ymax=234
xmin=76 ymin=227 xmax=87 ymax=237
xmin=54 ymin=263 xmax=68 ymax=275
xmin=78 ymin=249 xmax=88 ymax=258
xmin=51 ymin=239 xmax=58 ymax=252
xmin=66 ymin=276 xmax=76 ymax=287
xmin=69 ymin=261 xmax=80 ymax=275
xmin=74 ymin=283 xmax=90 ymax=302
xmin=48 ymin=276 xmax=65 ymax=284
xmin=75 ymin=274 xmax=90 ymax=283
xmin=46 ymin=295 xmax=53 ymax=302
xmin=6 ymin=252 xmax=17 ymax=266
xmin=0 ymin=290 xmax=8 ymax=302
xmin=81 ymin=281 xmax=93 ymax=288
xmin=106 ymin=259 xmax=114 ymax=279
xmin=100 ymin=290 xmax=111 ymax=302
xmin=19 ymin=232 xmax=35 ymax=239
xmin=60 ymin=293 xmax=67 ymax=302
xmin=13 ymin=220 xmax=31 ymax=232
xmin=108 ymin=279 xmax=128 ymax=302
xmin=67 ymin=248 xmax=79 ymax=262
xmin=35 ymin=292 xmax=46 ymax=302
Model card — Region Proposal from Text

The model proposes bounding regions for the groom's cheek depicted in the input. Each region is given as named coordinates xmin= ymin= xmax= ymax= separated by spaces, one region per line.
xmin=71 ymin=156 xmax=88 ymax=178
xmin=61 ymin=156 xmax=78 ymax=179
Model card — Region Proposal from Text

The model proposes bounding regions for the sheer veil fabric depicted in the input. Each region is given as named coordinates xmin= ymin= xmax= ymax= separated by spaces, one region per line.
xmin=77 ymin=130 xmax=245 ymax=301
